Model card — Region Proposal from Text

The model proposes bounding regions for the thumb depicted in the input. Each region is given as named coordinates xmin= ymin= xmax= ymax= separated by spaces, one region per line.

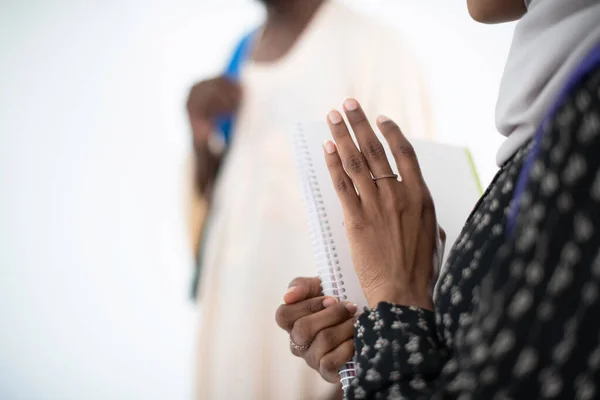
xmin=283 ymin=277 xmax=323 ymax=304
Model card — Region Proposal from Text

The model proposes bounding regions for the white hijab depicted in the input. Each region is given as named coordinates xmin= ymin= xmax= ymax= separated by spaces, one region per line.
xmin=495 ymin=0 xmax=600 ymax=166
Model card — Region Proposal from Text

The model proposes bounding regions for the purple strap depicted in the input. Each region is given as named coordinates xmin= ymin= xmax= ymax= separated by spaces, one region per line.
xmin=506 ymin=44 xmax=600 ymax=236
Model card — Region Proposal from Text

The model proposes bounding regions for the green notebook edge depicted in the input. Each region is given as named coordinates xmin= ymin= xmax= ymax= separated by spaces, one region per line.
xmin=465 ymin=148 xmax=484 ymax=195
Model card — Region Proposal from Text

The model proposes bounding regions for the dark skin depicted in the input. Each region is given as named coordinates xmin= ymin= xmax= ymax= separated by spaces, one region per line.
xmin=187 ymin=0 xmax=325 ymax=198
xmin=466 ymin=0 xmax=527 ymax=24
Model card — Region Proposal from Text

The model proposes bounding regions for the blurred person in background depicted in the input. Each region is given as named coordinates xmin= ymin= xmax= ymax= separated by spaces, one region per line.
xmin=186 ymin=0 xmax=435 ymax=398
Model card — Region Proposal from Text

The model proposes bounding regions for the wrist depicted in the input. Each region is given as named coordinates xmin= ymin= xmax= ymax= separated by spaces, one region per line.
xmin=365 ymin=286 xmax=433 ymax=311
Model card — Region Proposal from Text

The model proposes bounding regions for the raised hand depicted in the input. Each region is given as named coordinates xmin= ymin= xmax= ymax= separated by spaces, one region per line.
xmin=323 ymin=98 xmax=438 ymax=310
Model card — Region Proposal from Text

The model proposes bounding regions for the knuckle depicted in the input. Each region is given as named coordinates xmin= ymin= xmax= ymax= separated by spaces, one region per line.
xmin=331 ymin=126 xmax=347 ymax=139
xmin=345 ymin=154 xmax=366 ymax=174
xmin=397 ymin=143 xmax=417 ymax=159
xmin=351 ymin=112 xmax=368 ymax=126
xmin=290 ymin=346 xmax=302 ymax=358
xmin=319 ymin=355 xmax=339 ymax=378
xmin=308 ymin=277 xmax=324 ymax=295
xmin=318 ymin=327 xmax=338 ymax=348
xmin=325 ymin=153 xmax=340 ymax=168
xmin=336 ymin=178 xmax=350 ymax=193
xmin=365 ymin=138 xmax=386 ymax=161
xmin=384 ymin=193 xmax=405 ymax=212
xmin=292 ymin=319 xmax=312 ymax=345
xmin=275 ymin=305 xmax=291 ymax=329
xmin=306 ymin=351 xmax=320 ymax=371
xmin=345 ymin=218 xmax=366 ymax=234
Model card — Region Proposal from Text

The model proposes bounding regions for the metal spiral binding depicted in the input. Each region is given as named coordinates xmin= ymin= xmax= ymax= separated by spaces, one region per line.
xmin=293 ymin=123 xmax=356 ymax=394
xmin=293 ymin=124 xmax=347 ymax=302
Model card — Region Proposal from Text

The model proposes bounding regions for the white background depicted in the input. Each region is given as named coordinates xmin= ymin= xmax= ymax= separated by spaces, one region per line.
xmin=0 ymin=1 xmax=514 ymax=399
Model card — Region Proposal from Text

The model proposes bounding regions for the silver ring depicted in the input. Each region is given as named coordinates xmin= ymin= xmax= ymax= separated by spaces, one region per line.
xmin=289 ymin=337 xmax=311 ymax=351
xmin=372 ymin=173 xmax=398 ymax=181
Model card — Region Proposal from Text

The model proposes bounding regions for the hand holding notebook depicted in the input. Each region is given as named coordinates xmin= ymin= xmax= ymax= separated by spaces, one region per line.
xmin=320 ymin=108 xmax=440 ymax=310
xmin=290 ymin=99 xmax=481 ymax=392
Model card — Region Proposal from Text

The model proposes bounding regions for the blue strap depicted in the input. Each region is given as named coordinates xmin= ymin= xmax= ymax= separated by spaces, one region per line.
xmin=506 ymin=44 xmax=600 ymax=236
xmin=190 ymin=30 xmax=257 ymax=300
xmin=215 ymin=30 xmax=257 ymax=146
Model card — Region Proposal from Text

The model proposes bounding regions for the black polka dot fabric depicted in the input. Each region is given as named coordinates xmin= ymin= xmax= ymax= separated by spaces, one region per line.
xmin=349 ymin=65 xmax=600 ymax=399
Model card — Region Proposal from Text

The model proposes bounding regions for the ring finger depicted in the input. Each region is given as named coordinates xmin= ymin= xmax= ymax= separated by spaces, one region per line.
xmin=290 ymin=302 xmax=356 ymax=355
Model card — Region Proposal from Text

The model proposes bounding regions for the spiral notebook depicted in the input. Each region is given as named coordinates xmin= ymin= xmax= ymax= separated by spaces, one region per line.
xmin=293 ymin=121 xmax=482 ymax=391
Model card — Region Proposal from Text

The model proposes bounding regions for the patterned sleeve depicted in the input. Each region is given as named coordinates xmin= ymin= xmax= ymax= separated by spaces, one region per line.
xmin=350 ymin=304 xmax=448 ymax=399
xmin=348 ymin=68 xmax=600 ymax=399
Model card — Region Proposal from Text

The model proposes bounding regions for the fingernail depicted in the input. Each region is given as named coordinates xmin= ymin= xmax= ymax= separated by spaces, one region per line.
xmin=285 ymin=286 xmax=297 ymax=296
xmin=343 ymin=98 xmax=358 ymax=111
xmin=345 ymin=302 xmax=358 ymax=315
xmin=377 ymin=115 xmax=391 ymax=124
xmin=328 ymin=110 xmax=342 ymax=125
xmin=324 ymin=140 xmax=337 ymax=154
xmin=323 ymin=297 xmax=338 ymax=307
